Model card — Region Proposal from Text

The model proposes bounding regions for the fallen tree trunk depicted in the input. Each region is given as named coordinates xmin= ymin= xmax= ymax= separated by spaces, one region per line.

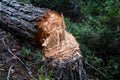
xmin=0 ymin=0 xmax=87 ymax=80
xmin=0 ymin=0 xmax=47 ymax=43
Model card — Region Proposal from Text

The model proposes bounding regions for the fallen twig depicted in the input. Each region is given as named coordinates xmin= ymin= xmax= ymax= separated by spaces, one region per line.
xmin=85 ymin=62 xmax=106 ymax=78
xmin=2 ymin=38 xmax=25 ymax=65
xmin=0 ymin=31 xmax=5 ymax=35
xmin=7 ymin=65 xmax=14 ymax=80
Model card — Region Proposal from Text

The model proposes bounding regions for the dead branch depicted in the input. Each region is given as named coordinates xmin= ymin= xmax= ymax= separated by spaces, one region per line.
xmin=7 ymin=65 xmax=14 ymax=80
xmin=85 ymin=62 xmax=106 ymax=78
xmin=0 ymin=31 xmax=5 ymax=35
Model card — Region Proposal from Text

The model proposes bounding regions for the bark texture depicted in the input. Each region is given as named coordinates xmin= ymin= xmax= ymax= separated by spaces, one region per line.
xmin=0 ymin=0 xmax=47 ymax=43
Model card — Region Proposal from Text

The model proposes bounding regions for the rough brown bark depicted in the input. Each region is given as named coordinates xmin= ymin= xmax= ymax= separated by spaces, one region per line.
xmin=0 ymin=0 xmax=87 ymax=80
xmin=43 ymin=53 xmax=87 ymax=80
xmin=0 ymin=0 xmax=47 ymax=43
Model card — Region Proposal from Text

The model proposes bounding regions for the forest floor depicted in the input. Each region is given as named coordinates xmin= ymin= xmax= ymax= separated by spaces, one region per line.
xmin=0 ymin=28 xmax=40 ymax=80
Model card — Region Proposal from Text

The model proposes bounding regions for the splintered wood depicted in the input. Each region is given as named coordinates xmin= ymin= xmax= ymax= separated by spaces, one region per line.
xmin=35 ymin=10 xmax=82 ymax=62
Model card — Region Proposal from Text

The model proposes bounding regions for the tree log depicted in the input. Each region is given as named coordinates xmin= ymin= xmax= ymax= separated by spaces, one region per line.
xmin=0 ymin=0 xmax=47 ymax=43
xmin=0 ymin=0 xmax=87 ymax=80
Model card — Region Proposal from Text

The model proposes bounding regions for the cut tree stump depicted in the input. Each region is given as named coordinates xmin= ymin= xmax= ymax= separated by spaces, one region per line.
xmin=0 ymin=0 xmax=87 ymax=80
xmin=43 ymin=53 xmax=87 ymax=80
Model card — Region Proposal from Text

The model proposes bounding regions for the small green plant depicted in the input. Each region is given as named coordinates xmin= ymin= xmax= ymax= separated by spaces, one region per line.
xmin=37 ymin=66 xmax=55 ymax=80
xmin=22 ymin=47 xmax=54 ymax=80
xmin=22 ymin=46 xmax=43 ymax=63
xmin=33 ymin=50 xmax=43 ymax=64
xmin=22 ymin=46 xmax=32 ymax=58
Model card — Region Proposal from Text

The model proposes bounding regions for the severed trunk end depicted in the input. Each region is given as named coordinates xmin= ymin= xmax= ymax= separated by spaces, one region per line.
xmin=35 ymin=9 xmax=87 ymax=80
